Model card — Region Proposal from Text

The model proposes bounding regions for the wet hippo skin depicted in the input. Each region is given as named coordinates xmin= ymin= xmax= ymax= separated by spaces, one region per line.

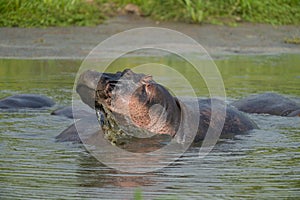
xmin=57 ymin=69 xmax=258 ymax=144
xmin=0 ymin=94 xmax=55 ymax=109
xmin=51 ymin=106 xmax=93 ymax=119
xmin=231 ymin=93 xmax=300 ymax=117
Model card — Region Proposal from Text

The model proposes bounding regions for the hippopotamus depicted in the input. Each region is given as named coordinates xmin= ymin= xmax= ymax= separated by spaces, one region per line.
xmin=231 ymin=92 xmax=300 ymax=117
xmin=55 ymin=116 xmax=96 ymax=143
xmin=57 ymin=69 xmax=258 ymax=144
xmin=51 ymin=106 xmax=92 ymax=119
xmin=0 ymin=94 xmax=55 ymax=109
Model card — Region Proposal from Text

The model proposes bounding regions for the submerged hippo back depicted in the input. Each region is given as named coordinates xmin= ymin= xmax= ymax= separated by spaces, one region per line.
xmin=231 ymin=93 xmax=300 ymax=116
xmin=0 ymin=94 xmax=55 ymax=109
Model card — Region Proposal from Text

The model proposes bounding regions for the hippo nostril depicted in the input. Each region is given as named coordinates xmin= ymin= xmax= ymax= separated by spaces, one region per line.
xmin=122 ymin=69 xmax=133 ymax=76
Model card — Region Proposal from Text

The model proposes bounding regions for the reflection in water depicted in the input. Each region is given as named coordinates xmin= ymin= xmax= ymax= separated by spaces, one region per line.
xmin=76 ymin=154 xmax=155 ymax=188
xmin=0 ymin=54 xmax=299 ymax=199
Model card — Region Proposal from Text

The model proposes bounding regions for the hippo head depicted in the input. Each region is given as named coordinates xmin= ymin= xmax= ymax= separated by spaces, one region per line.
xmin=76 ymin=69 xmax=181 ymax=138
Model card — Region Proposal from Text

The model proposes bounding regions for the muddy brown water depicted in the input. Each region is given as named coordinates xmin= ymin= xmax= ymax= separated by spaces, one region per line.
xmin=0 ymin=54 xmax=299 ymax=199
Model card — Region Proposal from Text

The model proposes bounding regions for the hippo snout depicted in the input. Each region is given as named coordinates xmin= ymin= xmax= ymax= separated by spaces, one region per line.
xmin=76 ymin=70 xmax=102 ymax=92
xmin=76 ymin=70 xmax=102 ymax=108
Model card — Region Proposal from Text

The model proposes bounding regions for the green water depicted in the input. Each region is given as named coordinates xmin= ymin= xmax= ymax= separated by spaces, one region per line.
xmin=0 ymin=54 xmax=299 ymax=199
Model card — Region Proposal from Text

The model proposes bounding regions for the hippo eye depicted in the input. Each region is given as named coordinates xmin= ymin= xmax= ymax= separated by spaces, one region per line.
xmin=141 ymin=85 xmax=147 ymax=94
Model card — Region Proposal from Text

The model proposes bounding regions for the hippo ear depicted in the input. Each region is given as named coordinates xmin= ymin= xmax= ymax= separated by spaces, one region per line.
xmin=141 ymin=75 xmax=153 ymax=84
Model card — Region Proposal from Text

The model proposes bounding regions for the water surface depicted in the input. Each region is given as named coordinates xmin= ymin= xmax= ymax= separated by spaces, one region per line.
xmin=0 ymin=54 xmax=299 ymax=199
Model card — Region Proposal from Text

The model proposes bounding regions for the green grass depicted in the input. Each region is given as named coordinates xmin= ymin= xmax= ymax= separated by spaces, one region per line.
xmin=0 ymin=0 xmax=299 ymax=27
xmin=134 ymin=188 xmax=143 ymax=200
xmin=0 ymin=0 xmax=106 ymax=27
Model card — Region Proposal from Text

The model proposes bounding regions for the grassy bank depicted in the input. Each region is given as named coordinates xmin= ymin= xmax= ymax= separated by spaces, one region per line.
xmin=0 ymin=0 xmax=106 ymax=27
xmin=0 ymin=0 xmax=299 ymax=27
xmin=122 ymin=0 xmax=300 ymax=25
